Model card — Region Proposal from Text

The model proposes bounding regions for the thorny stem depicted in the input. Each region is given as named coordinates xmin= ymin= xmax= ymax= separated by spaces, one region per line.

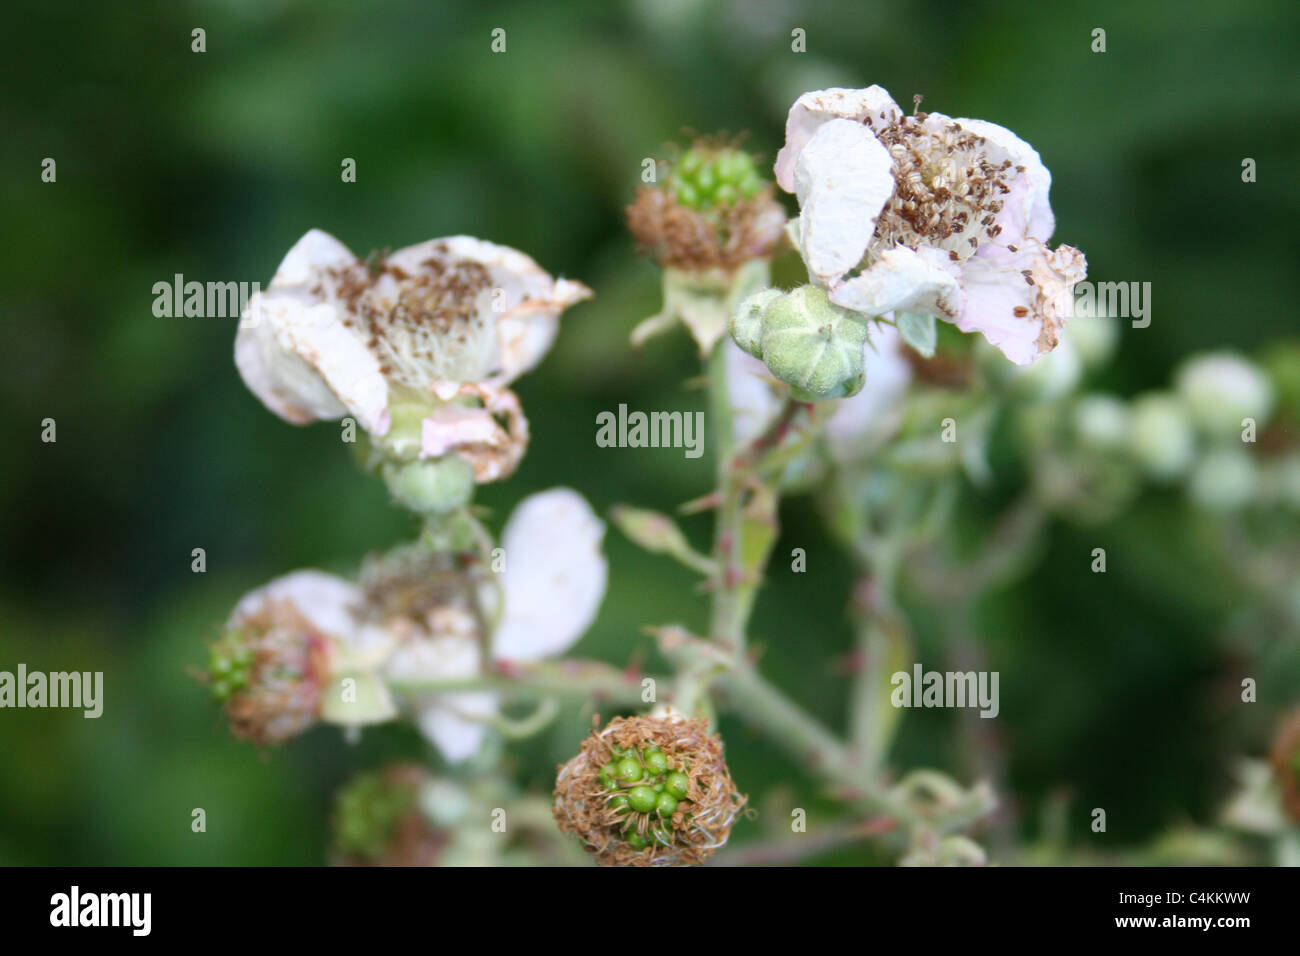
xmin=707 ymin=340 xmax=746 ymax=653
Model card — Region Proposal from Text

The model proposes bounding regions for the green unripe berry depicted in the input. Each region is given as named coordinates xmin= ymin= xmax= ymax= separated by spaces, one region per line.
xmin=609 ymin=795 xmax=631 ymax=813
xmin=656 ymin=793 xmax=679 ymax=818
xmin=665 ymin=772 xmax=690 ymax=799
xmin=643 ymin=750 xmax=669 ymax=774
xmin=601 ymin=761 xmax=618 ymax=778
xmin=628 ymin=786 xmax=658 ymax=813
xmin=615 ymin=757 xmax=643 ymax=782
xmin=626 ymin=832 xmax=649 ymax=850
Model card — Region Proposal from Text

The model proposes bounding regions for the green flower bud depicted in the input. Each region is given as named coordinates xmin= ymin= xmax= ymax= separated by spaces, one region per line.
xmin=1073 ymin=394 xmax=1131 ymax=451
xmin=1128 ymin=392 xmax=1196 ymax=480
xmin=1175 ymin=352 xmax=1274 ymax=437
xmin=1187 ymin=447 xmax=1259 ymax=512
xmin=1066 ymin=312 xmax=1119 ymax=370
xmin=382 ymin=456 xmax=474 ymax=515
xmin=732 ymin=285 xmax=870 ymax=400
xmin=731 ymin=288 xmax=781 ymax=357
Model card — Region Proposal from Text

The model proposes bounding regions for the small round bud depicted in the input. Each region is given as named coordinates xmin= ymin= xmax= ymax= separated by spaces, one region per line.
xmin=1073 ymin=394 xmax=1131 ymax=451
xmin=1175 ymin=352 xmax=1274 ymax=437
xmin=1127 ymin=392 xmax=1196 ymax=480
xmin=1065 ymin=312 xmax=1119 ymax=370
xmin=731 ymin=285 xmax=870 ymax=400
xmin=1187 ymin=446 xmax=1259 ymax=512
xmin=732 ymin=288 xmax=781 ymax=357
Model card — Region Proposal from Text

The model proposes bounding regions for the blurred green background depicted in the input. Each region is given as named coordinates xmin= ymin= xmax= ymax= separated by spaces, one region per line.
xmin=1 ymin=0 xmax=1296 ymax=864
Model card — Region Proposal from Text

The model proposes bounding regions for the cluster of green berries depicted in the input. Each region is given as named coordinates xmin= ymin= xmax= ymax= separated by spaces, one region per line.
xmin=207 ymin=633 xmax=253 ymax=703
xmin=598 ymin=744 xmax=692 ymax=850
xmin=667 ymin=147 xmax=764 ymax=211
xmin=333 ymin=771 xmax=416 ymax=862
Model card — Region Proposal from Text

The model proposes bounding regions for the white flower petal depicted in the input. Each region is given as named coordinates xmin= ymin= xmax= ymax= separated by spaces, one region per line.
xmin=492 ymin=488 xmax=607 ymax=662
xmin=791 ymin=119 xmax=896 ymax=285
xmin=234 ymin=296 xmax=350 ymax=425
xmin=230 ymin=569 xmax=360 ymax=640
xmin=415 ymin=699 xmax=495 ymax=763
xmin=952 ymin=117 xmax=1055 ymax=243
xmin=774 ymin=85 xmax=901 ymax=193
xmin=386 ymin=631 xmax=497 ymax=763
xmin=236 ymin=230 xmax=390 ymax=434
xmin=828 ymin=245 xmax=963 ymax=319
xmin=272 ymin=228 xmax=357 ymax=286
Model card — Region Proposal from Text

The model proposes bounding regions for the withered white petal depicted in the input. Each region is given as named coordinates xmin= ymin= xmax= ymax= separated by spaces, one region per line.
xmin=230 ymin=569 xmax=360 ymax=641
xmin=828 ymin=245 xmax=963 ymax=319
xmin=492 ymin=488 xmax=608 ymax=662
xmin=234 ymin=298 xmax=350 ymax=425
xmin=775 ymin=85 xmax=902 ymax=192
xmin=791 ymin=118 xmax=896 ymax=284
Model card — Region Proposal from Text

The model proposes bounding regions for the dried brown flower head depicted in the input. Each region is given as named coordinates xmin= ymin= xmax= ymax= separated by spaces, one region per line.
xmin=211 ymin=598 xmax=331 ymax=746
xmin=331 ymin=763 xmax=447 ymax=867
xmin=553 ymin=714 xmax=747 ymax=866
xmin=626 ymin=142 xmax=785 ymax=273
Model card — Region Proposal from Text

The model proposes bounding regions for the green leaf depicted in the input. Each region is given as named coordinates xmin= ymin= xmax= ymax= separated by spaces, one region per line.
xmin=895 ymin=311 xmax=936 ymax=359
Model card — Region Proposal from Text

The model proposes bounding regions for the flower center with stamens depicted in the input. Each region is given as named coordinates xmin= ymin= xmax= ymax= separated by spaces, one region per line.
xmin=321 ymin=247 xmax=500 ymax=393
xmin=863 ymin=112 xmax=1023 ymax=265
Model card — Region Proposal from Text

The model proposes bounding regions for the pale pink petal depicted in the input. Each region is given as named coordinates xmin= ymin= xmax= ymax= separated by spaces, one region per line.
xmin=951 ymin=117 xmax=1055 ymax=243
xmin=956 ymin=241 xmax=1086 ymax=365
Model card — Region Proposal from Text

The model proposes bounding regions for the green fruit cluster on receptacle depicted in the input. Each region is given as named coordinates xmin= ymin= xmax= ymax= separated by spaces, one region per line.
xmin=667 ymin=147 xmax=764 ymax=210
xmin=598 ymin=745 xmax=693 ymax=850
xmin=333 ymin=772 xmax=417 ymax=862
xmin=208 ymin=632 xmax=254 ymax=702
